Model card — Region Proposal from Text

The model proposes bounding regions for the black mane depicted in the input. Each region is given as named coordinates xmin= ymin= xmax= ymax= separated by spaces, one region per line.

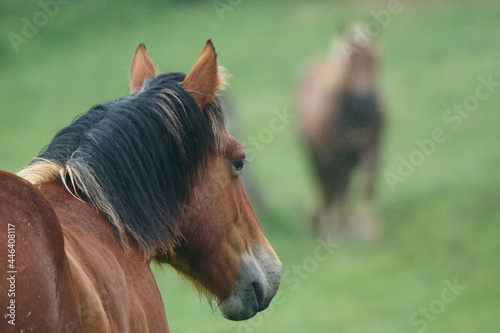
xmin=34 ymin=72 xmax=224 ymax=252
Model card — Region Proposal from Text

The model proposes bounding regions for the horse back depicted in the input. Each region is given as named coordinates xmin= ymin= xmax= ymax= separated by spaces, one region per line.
xmin=0 ymin=170 xmax=80 ymax=332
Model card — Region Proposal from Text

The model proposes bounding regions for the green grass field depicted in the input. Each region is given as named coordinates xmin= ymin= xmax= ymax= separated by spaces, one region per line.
xmin=1 ymin=0 xmax=499 ymax=332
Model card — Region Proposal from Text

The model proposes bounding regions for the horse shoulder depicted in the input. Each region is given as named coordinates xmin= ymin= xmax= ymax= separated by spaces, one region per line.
xmin=0 ymin=170 xmax=80 ymax=332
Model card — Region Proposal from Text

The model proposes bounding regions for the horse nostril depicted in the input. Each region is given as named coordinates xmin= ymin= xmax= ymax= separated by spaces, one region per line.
xmin=252 ymin=282 xmax=265 ymax=307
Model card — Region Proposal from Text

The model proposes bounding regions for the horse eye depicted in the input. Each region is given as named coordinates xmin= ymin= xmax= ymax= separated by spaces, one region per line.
xmin=230 ymin=158 xmax=245 ymax=176
xmin=233 ymin=159 xmax=245 ymax=171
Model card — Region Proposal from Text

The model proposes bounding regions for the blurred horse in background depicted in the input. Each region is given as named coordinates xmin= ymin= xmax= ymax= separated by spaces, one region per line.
xmin=298 ymin=28 xmax=384 ymax=240
xmin=0 ymin=40 xmax=281 ymax=333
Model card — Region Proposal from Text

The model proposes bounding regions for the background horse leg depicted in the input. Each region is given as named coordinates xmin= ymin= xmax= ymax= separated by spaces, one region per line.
xmin=313 ymin=161 xmax=353 ymax=238
xmin=353 ymin=145 xmax=382 ymax=240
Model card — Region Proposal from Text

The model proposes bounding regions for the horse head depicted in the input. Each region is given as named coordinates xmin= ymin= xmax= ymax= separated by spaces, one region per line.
xmin=131 ymin=41 xmax=282 ymax=321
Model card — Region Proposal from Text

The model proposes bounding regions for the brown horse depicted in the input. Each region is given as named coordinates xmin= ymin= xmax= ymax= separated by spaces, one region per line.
xmin=298 ymin=29 xmax=384 ymax=240
xmin=0 ymin=40 xmax=281 ymax=332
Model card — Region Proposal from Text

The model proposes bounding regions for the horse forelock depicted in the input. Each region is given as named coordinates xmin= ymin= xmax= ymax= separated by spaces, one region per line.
xmin=19 ymin=72 xmax=226 ymax=255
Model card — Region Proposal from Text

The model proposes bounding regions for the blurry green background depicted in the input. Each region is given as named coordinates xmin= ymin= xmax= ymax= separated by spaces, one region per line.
xmin=1 ymin=0 xmax=499 ymax=332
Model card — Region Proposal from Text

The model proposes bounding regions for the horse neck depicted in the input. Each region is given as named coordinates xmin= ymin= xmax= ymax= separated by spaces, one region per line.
xmin=343 ymin=53 xmax=375 ymax=94
xmin=39 ymin=180 xmax=150 ymax=262
xmin=38 ymin=180 xmax=168 ymax=331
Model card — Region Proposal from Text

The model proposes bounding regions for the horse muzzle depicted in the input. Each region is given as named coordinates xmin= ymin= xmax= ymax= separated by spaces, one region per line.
xmin=217 ymin=243 xmax=282 ymax=321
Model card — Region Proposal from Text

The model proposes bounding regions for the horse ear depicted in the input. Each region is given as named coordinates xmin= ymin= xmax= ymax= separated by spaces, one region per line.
xmin=130 ymin=43 xmax=156 ymax=94
xmin=181 ymin=39 xmax=219 ymax=110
